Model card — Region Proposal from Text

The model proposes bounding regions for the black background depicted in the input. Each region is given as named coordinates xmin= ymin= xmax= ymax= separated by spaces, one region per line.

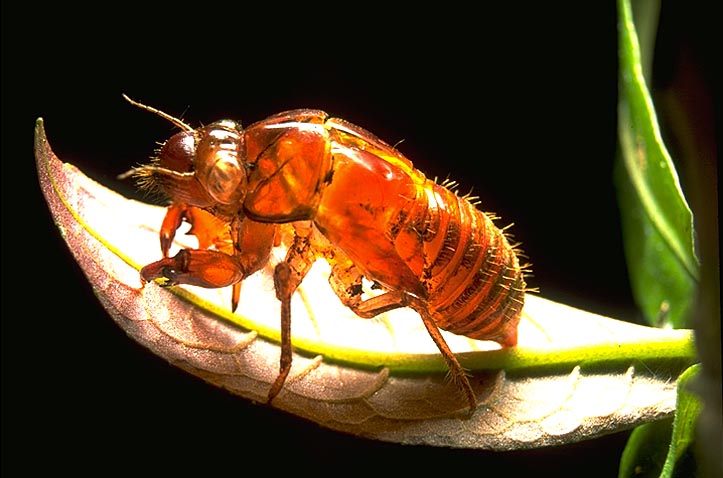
xmin=2 ymin=3 xmax=713 ymax=476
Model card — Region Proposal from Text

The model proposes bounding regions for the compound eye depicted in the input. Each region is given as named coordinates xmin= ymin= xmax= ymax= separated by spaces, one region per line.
xmin=158 ymin=131 xmax=195 ymax=172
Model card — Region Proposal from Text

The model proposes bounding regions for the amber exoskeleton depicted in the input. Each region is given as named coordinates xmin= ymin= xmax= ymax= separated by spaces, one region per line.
xmin=124 ymin=96 xmax=530 ymax=412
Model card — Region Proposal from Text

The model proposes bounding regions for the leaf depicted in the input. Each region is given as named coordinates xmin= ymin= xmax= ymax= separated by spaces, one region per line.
xmin=619 ymin=418 xmax=673 ymax=478
xmin=35 ymin=117 xmax=696 ymax=450
xmin=661 ymin=364 xmax=702 ymax=477
xmin=618 ymin=364 xmax=701 ymax=478
xmin=615 ymin=0 xmax=699 ymax=328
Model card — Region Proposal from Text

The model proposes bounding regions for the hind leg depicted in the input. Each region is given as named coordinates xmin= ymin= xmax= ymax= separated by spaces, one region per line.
xmin=328 ymin=262 xmax=477 ymax=412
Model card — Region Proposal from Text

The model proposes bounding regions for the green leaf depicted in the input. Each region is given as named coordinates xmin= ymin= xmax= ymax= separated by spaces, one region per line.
xmin=661 ymin=364 xmax=702 ymax=477
xmin=615 ymin=0 xmax=699 ymax=328
xmin=619 ymin=417 xmax=673 ymax=478
xmin=619 ymin=364 xmax=701 ymax=478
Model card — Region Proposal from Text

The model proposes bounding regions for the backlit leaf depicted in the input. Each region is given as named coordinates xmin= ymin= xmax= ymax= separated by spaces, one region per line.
xmin=36 ymin=118 xmax=695 ymax=450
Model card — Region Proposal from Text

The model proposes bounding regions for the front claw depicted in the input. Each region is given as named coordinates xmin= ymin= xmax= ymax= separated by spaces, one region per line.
xmin=140 ymin=256 xmax=180 ymax=287
xmin=141 ymin=268 xmax=178 ymax=289
xmin=140 ymin=249 xmax=245 ymax=290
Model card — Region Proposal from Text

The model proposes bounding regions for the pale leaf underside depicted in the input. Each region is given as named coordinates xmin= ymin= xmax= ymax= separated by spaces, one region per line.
xmin=35 ymin=119 xmax=695 ymax=450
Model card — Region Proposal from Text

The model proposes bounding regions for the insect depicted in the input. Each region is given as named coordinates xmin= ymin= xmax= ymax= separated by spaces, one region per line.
xmin=122 ymin=95 xmax=530 ymax=412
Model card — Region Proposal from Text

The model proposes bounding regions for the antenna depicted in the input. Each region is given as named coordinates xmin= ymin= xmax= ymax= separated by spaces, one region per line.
xmin=122 ymin=94 xmax=194 ymax=132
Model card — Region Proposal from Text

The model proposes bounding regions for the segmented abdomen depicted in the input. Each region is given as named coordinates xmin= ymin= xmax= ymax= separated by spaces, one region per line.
xmin=403 ymin=181 xmax=526 ymax=346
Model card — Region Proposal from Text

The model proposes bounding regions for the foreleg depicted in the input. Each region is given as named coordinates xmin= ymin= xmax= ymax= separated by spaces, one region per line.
xmin=140 ymin=249 xmax=244 ymax=290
